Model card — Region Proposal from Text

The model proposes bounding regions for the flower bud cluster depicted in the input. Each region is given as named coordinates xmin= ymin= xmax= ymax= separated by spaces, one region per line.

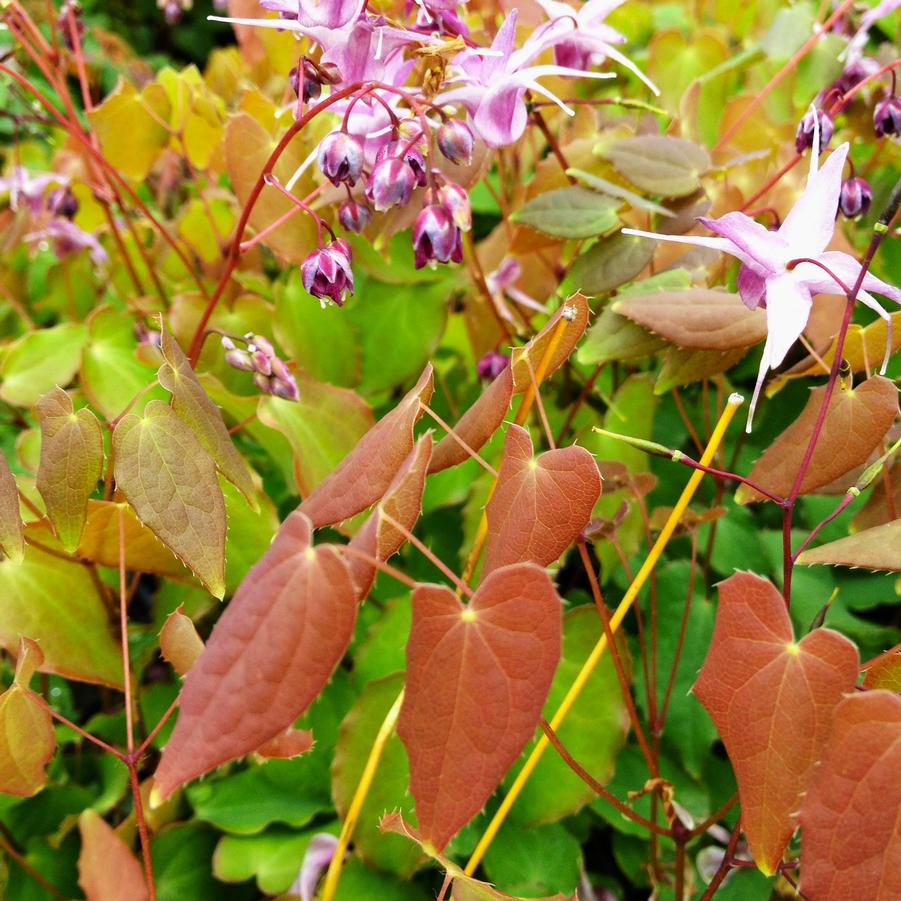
xmin=221 ymin=334 xmax=299 ymax=401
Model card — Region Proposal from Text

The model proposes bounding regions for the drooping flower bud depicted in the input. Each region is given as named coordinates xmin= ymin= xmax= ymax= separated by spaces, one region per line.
xmin=412 ymin=204 xmax=462 ymax=269
xmin=47 ymin=186 xmax=79 ymax=220
xmin=476 ymin=350 xmax=510 ymax=381
xmin=317 ymin=131 xmax=365 ymax=187
xmin=337 ymin=199 xmax=372 ymax=233
xmin=838 ymin=176 xmax=873 ymax=219
xmin=874 ymin=96 xmax=901 ymax=138
xmin=376 ymin=140 xmax=428 ymax=187
xmin=56 ymin=1 xmax=85 ymax=51
xmin=795 ymin=108 xmax=834 ymax=154
xmin=437 ymin=119 xmax=474 ymax=166
xmin=437 ymin=181 xmax=471 ymax=231
xmin=300 ymin=239 xmax=354 ymax=306
xmin=366 ymin=157 xmax=417 ymax=211
xmin=221 ymin=336 xmax=254 ymax=372
xmin=289 ymin=58 xmax=340 ymax=104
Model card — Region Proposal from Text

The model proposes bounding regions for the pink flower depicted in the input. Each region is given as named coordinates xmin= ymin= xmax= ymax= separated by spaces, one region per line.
xmin=300 ymin=239 xmax=354 ymax=306
xmin=0 ymin=167 xmax=68 ymax=216
xmin=624 ymin=140 xmax=901 ymax=429
xmin=26 ymin=218 xmax=108 ymax=266
xmin=289 ymin=832 xmax=339 ymax=901
xmin=260 ymin=0 xmax=364 ymax=29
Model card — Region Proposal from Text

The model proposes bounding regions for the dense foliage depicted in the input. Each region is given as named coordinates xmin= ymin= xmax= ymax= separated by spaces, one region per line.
xmin=0 ymin=1 xmax=899 ymax=900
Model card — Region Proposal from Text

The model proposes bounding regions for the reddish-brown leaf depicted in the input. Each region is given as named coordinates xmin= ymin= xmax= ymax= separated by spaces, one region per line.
xmin=613 ymin=289 xmax=767 ymax=350
xmin=298 ymin=366 xmax=433 ymax=528
xmin=153 ymin=512 xmax=358 ymax=799
xmin=345 ymin=434 xmax=432 ymax=598
xmin=0 ymin=449 xmax=24 ymax=563
xmin=693 ymin=572 xmax=859 ymax=875
xmin=510 ymin=295 xmax=590 ymax=392
xmin=77 ymin=809 xmax=149 ymax=901
xmin=863 ymin=652 xmax=901 ymax=692
xmin=254 ymin=727 xmax=314 ymax=759
xmin=736 ymin=377 xmax=898 ymax=503
xmin=796 ymin=520 xmax=901 ymax=571
xmin=159 ymin=606 xmax=204 ymax=677
xmin=799 ymin=691 xmax=901 ymax=900
xmin=397 ymin=563 xmax=562 ymax=850
xmin=483 ymin=425 xmax=600 ymax=576
xmin=429 ymin=367 xmax=513 ymax=474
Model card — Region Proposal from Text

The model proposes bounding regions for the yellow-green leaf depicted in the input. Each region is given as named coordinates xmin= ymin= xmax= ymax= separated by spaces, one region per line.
xmin=0 ymin=685 xmax=55 ymax=797
xmin=797 ymin=520 xmax=901 ymax=572
xmin=36 ymin=387 xmax=104 ymax=552
xmin=0 ymin=450 xmax=24 ymax=563
xmin=0 ymin=323 xmax=87 ymax=407
xmin=113 ymin=401 xmax=226 ymax=598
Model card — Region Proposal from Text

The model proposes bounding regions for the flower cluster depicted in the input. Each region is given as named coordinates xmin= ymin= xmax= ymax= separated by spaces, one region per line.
xmin=221 ymin=334 xmax=300 ymax=401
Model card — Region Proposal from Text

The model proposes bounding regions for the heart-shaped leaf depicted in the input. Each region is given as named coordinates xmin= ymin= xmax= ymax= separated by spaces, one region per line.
xmin=577 ymin=306 xmax=667 ymax=367
xmin=737 ymin=376 xmax=899 ymax=503
xmin=598 ymin=135 xmax=710 ymax=197
xmin=693 ymin=572 xmax=858 ymax=874
xmin=36 ymin=387 xmax=104 ymax=553
xmin=569 ymin=232 xmax=656 ymax=296
xmin=863 ymin=652 xmax=901 ymax=691
xmin=797 ymin=520 xmax=901 ymax=571
xmin=160 ymin=606 xmax=204 ymax=677
xmin=484 ymin=425 xmax=600 ymax=576
xmin=397 ymin=563 xmax=562 ymax=850
xmin=298 ymin=366 xmax=433 ymax=528
xmin=113 ymin=400 xmax=227 ymax=598
xmin=512 ymin=186 xmax=620 ymax=239
xmin=0 ymin=450 xmax=24 ymax=563
xmin=78 ymin=809 xmax=149 ymax=901
xmin=153 ymin=512 xmax=358 ymax=799
xmin=799 ymin=691 xmax=901 ymax=900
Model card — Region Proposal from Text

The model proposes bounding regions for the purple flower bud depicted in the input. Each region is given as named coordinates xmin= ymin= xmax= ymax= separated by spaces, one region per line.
xmin=56 ymin=1 xmax=85 ymax=51
xmin=253 ymin=371 xmax=272 ymax=394
xmin=437 ymin=119 xmax=474 ymax=166
xmin=250 ymin=350 xmax=272 ymax=375
xmin=376 ymin=140 xmax=427 ymax=187
xmin=162 ymin=0 xmax=183 ymax=25
xmin=338 ymin=199 xmax=372 ymax=233
xmin=317 ymin=131 xmax=365 ymax=187
xmin=225 ymin=349 xmax=255 ymax=372
xmin=366 ymin=157 xmax=417 ymax=211
xmin=795 ymin=108 xmax=834 ymax=154
xmin=476 ymin=350 xmax=510 ymax=381
xmin=212 ymin=0 xmax=228 ymax=11
xmin=437 ymin=182 xmax=471 ymax=231
xmin=412 ymin=204 xmax=462 ymax=269
xmin=290 ymin=58 xmax=340 ymax=104
xmin=250 ymin=335 xmax=276 ymax=358
xmin=300 ymin=239 xmax=354 ymax=306
xmin=838 ymin=176 xmax=872 ymax=219
xmin=874 ymin=96 xmax=901 ymax=138
xmin=47 ymin=186 xmax=79 ymax=220
xmin=270 ymin=374 xmax=300 ymax=401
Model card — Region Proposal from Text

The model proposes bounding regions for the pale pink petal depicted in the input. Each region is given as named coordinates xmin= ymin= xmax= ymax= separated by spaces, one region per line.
xmin=764 ymin=271 xmax=813 ymax=367
xmin=699 ymin=211 xmax=788 ymax=274
xmin=799 ymin=251 xmax=901 ymax=304
xmin=473 ymin=84 xmax=528 ymax=146
xmin=738 ymin=264 xmax=766 ymax=309
xmin=292 ymin=833 xmax=339 ymax=901
xmin=620 ymin=227 xmax=747 ymax=261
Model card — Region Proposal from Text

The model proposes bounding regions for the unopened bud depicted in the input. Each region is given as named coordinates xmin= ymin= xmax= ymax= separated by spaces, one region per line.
xmin=838 ymin=176 xmax=872 ymax=218
xmin=874 ymin=96 xmax=901 ymax=138
xmin=47 ymin=186 xmax=79 ymax=220
xmin=366 ymin=157 xmax=417 ymax=211
xmin=437 ymin=181 xmax=471 ymax=231
xmin=338 ymin=199 xmax=372 ymax=233
xmin=795 ymin=108 xmax=833 ymax=154
xmin=476 ymin=350 xmax=510 ymax=381
xmin=317 ymin=131 xmax=365 ymax=187
xmin=412 ymin=203 xmax=462 ymax=269
xmin=437 ymin=119 xmax=474 ymax=166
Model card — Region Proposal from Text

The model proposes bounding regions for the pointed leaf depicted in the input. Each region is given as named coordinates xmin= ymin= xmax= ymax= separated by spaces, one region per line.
xmin=512 ymin=186 xmax=620 ymax=239
xmin=153 ymin=512 xmax=358 ymax=799
xmin=569 ymin=232 xmax=656 ymax=296
xmin=0 ymin=450 xmax=24 ymax=563
xmin=160 ymin=606 xmax=204 ymax=677
xmin=655 ymin=345 xmax=747 ymax=394
xmin=298 ymin=366 xmax=433 ymax=528
xmin=613 ymin=289 xmax=767 ymax=350
xmin=0 ymin=684 xmax=54 ymax=796
xmin=577 ymin=306 xmax=667 ymax=367
xmin=255 ymin=728 xmax=314 ymax=760
xmin=454 ymin=878 xmax=576 ymax=901
xmin=157 ymin=330 xmax=255 ymax=503
xmin=693 ymin=572 xmax=859 ymax=874
xmin=511 ymin=296 xmax=589 ymax=392
xmin=0 ymin=544 xmax=123 ymax=687
xmin=78 ymin=809 xmax=149 ymax=901
xmin=737 ymin=376 xmax=899 ymax=503
xmin=14 ymin=637 xmax=44 ymax=687
xmin=863 ymin=652 xmax=901 ymax=692
xmin=484 ymin=425 xmax=600 ymax=576
xmin=797 ymin=520 xmax=901 ymax=571
xmin=397 ymin=563 xmax=562 ymax=850
xmin=429 ymin=367 xmax=513 ymax=474
xmin=598 ymin=135 xmax=710 ymax=197
xmin=0 ymin=322 xmax=87 ymax=407
xmin=799 ymin=691 xmax=901 ymax=900
xmin=113 ymin=401 xmax=227 ymax=597
xmin=35 ymin=387 xmax=104 ymax=552
xmin=346 ymin=435 xmax=432 ymax=599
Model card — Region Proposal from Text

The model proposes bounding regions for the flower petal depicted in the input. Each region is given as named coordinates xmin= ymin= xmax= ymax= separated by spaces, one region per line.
xmin=473 ymin=85 xmax=528 ymax=146
xmin=763 ymin=271 xmax=812 ymax=367
xmin=698 ymin=212 xmax=788 ymax=274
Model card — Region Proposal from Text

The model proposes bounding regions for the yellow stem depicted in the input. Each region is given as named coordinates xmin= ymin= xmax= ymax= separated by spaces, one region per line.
xmin=319 ymin=689 xmax=405 ymax=901
xmin=464 ymin=392 xmax=744 ymax=876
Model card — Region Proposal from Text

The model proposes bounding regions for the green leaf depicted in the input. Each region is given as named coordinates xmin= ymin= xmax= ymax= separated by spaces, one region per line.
xmin=597 ymin=136 xmax=711 ymax=197
xmin=333 ymin=858 xmax=432 ymax=901
xmin=353 ymin=596 xmax=411 ymax=688
xmin=333 ymin=673 xmax=421 ymax=876
xmin=512 ymin=186 xmax=620 ymax=239
xmin=577 ymin=306 xmax=666 ymax=367
xmin=0 ymin=450 xmax=25 ymax=563
xmin=0 ymin=544 xmax=123 ymax=688
xmin=222 ymin=479 xmax=278 ymax=594
xmin=568 ymin=233 xmax=656 ymax=296
xmin=0 ymin=323 xmax=87 ymax=407
xmin=150 ymin=825 xmax=225 ymax=901
xmin=797 ymin=520 xmax=901 ymax=572
xmin=655 ymin=346 xmax=747 ymax=394
xmin=505 ymin=606 xmax=630 ymax=826
xmin=113 ymin=401 xmax=226 ymax=598
xmin=35 ymin=387 xmax=104 ymax=553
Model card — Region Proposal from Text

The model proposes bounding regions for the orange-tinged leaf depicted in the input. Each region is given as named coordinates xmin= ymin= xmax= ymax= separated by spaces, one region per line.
xmin=453 ymin=879 xmax=576 ymax=901
xmin=863 ymin=652 xmax=901 ymax=692
xmin=77 ymin=809 xmax=149 ymax=901
xmin=510 ymin=296 xmax=589 ymax=392
xmin=160 ymin=606 xmax=204 ymax=677
xmin=736 ymin=377 xmax=899 ymax=503
xmin=254 ymin=727 xmax=314 ymax=759
xmin=35 ymin=387 xmax=104 ymax=553
xmin=0 ymin=683 xmax=54 ymax=796
xmin=0 ymin=450 xmax=24 ymax=563
xmin=153 ymin=512 xmax=358 ymax=799
xmin=429 ymin=367 xmax=513 ymax=474
xmin=796 ymin=519 xmax=901 ymax=571
xmin=113 ymin=401 xmax=227 ymax=598
xmin=397 ymin=563 xmax=562 ymax=850
xmin=799 ymin=691 xmax=901 ymax=901
xmin=14 ymin=636 xmax=44 ymax=686
xmin=693 ymin=573 xmax=859 ymax=875
xmin=484 ymin=425 xmax=600 ymax=576
xmin=613 ymin=289 xmax=767 ymax=351
xmin=298 ymin=366 xmax=433 ymax=528
xmin=346 ymin=435 xmax=432 ymax=598
xmin=157 ymin=330 xmax=255 ymax=503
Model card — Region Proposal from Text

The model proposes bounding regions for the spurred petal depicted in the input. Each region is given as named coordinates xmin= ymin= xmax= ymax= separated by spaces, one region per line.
xmin=699 ymin=212 xmax=788 ymax=274
xmin=620 ymin=227 xmax=742 ymax=260
xmin=763 ymin=271 xmax=812 ymax=367
xmin=802 ymin=252 xmax=901 ymax=305
xmin=778 ymin=143 xmax=849 ymax=257
xmin=738 ymin=265 xmax=766 ymax=310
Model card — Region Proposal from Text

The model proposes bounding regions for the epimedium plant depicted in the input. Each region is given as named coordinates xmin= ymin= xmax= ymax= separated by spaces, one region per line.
xmin=0 ymin=0 xmax=899 ymax=900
